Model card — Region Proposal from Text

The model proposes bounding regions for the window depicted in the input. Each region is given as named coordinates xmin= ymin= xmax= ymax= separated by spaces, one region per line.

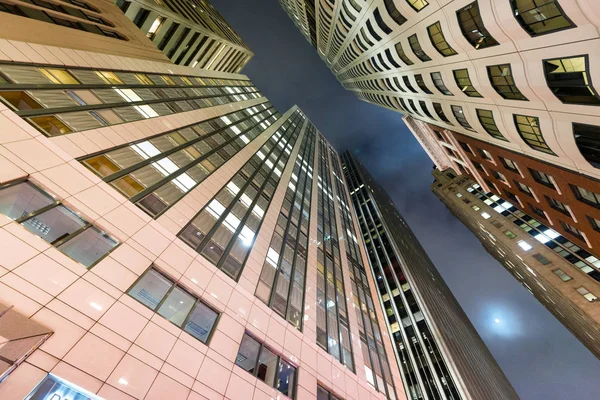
xmin=472 ymin=204 xmax=481 ymax=211
xmin=132 ymin=8 xmax=150 ymax=28
xmin=571 ymin=185 xmax=600 ymax=208
xmin=545 ymin=195 xmax=570 ymax=215
xmin=457 ymin=1 xmax=499 ymax=49
xmin=529 ymin=202 xmax=547 ymax=219
xmin=0 ymin=180 xmax=118 ymax=267
xmin=476 ymin=109 xmax=507 ymax=141
xmin=459 ymin=141 xmax=473 ymax=154
xmin=511 ymin=0 xmax=575 ymax=36
xmin=373 ymin=8 xmax=392 ymax=35
xmin=434 ymin=130 xmax=444 ymax=141
xmin=517 ymin=240 xmax=533 ymax=251
xmin=433 ymin=102 xmax=451 ymax=124
xmin=492 ymin=170 xmax=507 ymax=183
xmin=419 ymin=100 xmax=435 ymax=119
xmin=473 ymin=161 xmax=484 ymax=172
xmin=505 ymin=190 xmax=520 ymax=204
xmin=403 ymin=76 xmax=417 ymax=93
xmin=452 ymin=105 xmax=474 ymax=131
xmin=500 ymin=157 xmax=519 ymax=173
xmin=318 ymin=385 xmax=342 ymax=400
xmin=553 ymin=269 xmax=572 ymax=281
xmin=573 ymin=123 xmax=600 ymax=168
xmin=504 ymin=230 xmax=517 ymax=239
xmin=533 ymin=253 xmax=551 ymax=265
xmin=561 ymin=220 xmax=585 ymax=239
xmin=481 ymin=212 xmax=491 ymax=219
xmin=487 ymin=64 xmax=528 ymax=101
xmin=415 ymin=74 xmax=432 ymax=94
xmin=128 ymin=267 xmax=219 ymax=342
xmin=453 ymin=69 xmax=482 ymax=97
xmin=529 ymin=168 xmax=555 ymax=189
xmin=394 ymin=42 xmax=414 ymax=65
xmin=577 ymin=286 xmax=598 ymax=302
xmin=406 ymin=0 xmax=428 ymax=12
xmin=146 ymin=16 xmax=164 ymax=40
xmin=588 ymin=216 xmax=600 ymax=232
xmin=408 ymin=34 xmax=431 ymax=62
xmin=491 ymin=220 xmax=504 ymax=229
xmin=515 ymin=180 xmax=534 ymax=197
xmin=236 ymin=333 xmax=297 ymax=398
xmin=384 ymin=0 xmax=407 ymax=26
xmin=544 ymin=56 xmax=600 ymax=105
xmin=430 ymin=72 xmax=452 ymax=95
xmin=158 ymin=22 xmax=180 ymax=50
xmin=514 ymin=115 xmax=555 ymax=155
xmin=427 ymin=22 xmax=457 ymax=57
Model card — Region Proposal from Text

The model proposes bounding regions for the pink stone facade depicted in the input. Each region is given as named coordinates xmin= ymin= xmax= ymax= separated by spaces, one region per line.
xmin=0 ymin=40 xmax=404 ymax=400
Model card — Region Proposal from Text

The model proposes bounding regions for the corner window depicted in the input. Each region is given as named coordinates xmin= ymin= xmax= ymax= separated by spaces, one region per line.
xmin=457 ymin=1 xmax=499 ymax=49
xmin=453 ymin=69 xmax=482 ymax=97
xmin=544 ymin=56 xmax=600 ymax=105
xmin=408 ymin=34 xmax=431 ymax=62
xmin=487 ymin=64 xmax=528 ymax=101
xmin=577 ymin=286 xmax=598 ymax=302
xmin=128 ymin=267 xmax=219 ymax=343
xmin=431 ymin=72 xmax=452 ymax=95
xmin=452 ymin=105 xmax=475 ymax=131
xmin=433 ymin=102 xmax=451 ymax=124
xmin=514 ymin=115 xmax=556 ymax=155
xmin=476 ymin=109 xmax=507 ymax=141
xmin=427 ymin=22 xmax=457 ymax=57
xmin=573 ymin=123 xmax=600 ymax=168
xmin=511 ymin=0 xmax=575 ymax=36
xmin=236 ymin=333 xmax=297 ymax=398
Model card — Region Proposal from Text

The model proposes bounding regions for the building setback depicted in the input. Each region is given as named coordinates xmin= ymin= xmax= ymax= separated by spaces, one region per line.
xmin=115 ymin=0 xmax=253 ymax=73
xmin=342 ymin=152 xmax=519 ymax=400
xmin=432 ymin=168 xmax=600 ymax=360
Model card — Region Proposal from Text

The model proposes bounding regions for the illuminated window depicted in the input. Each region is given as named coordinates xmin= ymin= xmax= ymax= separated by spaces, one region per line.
xmin=453 ymin=69 xmax=482 ymax=97
xmin=577 ymin=286 xmax=598 ymax=302
xmin=553 ymin=269 xmax=572 ymax=281
xmin=427 ymin=22 xmax=457 ymax=57
xmin=517 ymin=240 xmax=532 ymax=251
xmin=514 ymin=115 xmax=555 ymax=155
xmin=146 ymin=16 xmax=164 ymax=39
xmin=406 ymin=0 xmax=429 ymax=12
xmin=511 ymin=0 xmax=575 ymax=36
xmin=431 ymin=72 xmax=452 ymax=95
xmin=457 ymin=1 xmax=499 ymax=49
xmin=394 ymin=42 xmax=414 ymax=65
xmin=472 ymin=204 xmax=481 ymax=211
xmin=504 ymin=230 xmax=517 ymax=239
xmin=452 ymin=105 xmax=475 ymax=131
xmin=481 ymin=212 xmax=491 ymax=219
xmin=544 ymin=56 xmax=600 ymax=105
xmin=476 ymin=109 xmax=507 ymax=141
xmin=487 ymin=64 xmax=528 ymax=101
xmin=408 ymin=34 xmax=431 ymax=62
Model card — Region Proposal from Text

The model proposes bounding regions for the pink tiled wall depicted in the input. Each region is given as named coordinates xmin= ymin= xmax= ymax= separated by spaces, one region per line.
xmin=0 ymin=43 xmax=404 ymax=400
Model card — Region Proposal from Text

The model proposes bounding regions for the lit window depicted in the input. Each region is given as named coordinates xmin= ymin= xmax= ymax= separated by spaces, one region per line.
xmin=577 ymin=286 xmax=598 ymax=302
xmin=504 ymin=230 xmax=516 ymax=239
xmin=457 ymin=1 xmax=499 ymax=49
xmin=487 ymin=64 xmax=528 ymax=101
xmin=514 ymin=115 xmax=555 ymax=155
xmin=472 ymin=205 xmax=481 ymax=211
xmin=511 ymin=0 xmax=575 ymax=36
xmin=452 ymin=105 xmax=475 ymax=131
xmin=544 ymin=56 xmax=600 ymax=105
xmin=408 ymin=34 xmax=431 ymax=62
xmin=476 ymin=109 xmax=507 ymax=141
xmin=553 ymin=269 xmax=572 ymax=282
xmin=406 ymin=0 xmax=428 ymax=12
xmin=517 ymin=240 xmax=533 ymax=251
xmin=427 ymin=22 xmax=457 ymax=57
xmin=481 ymin=212 xmax=491 ymax=219
xmin=146 ymin=16 xmax=164 ymax=39
xmin=453 ymin=69 xmax=482 ymax=97
xmin=430 ymin=72 xmax=452 ymax=95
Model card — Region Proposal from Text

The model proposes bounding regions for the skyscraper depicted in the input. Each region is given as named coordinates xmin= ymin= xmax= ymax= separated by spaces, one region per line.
xmin=279 ymin=0 xmax=600 ymax=257
xmin=341 ymin=152 xmax=518 ymax=400
xmin=432 ymin=168 xmax=600 ymax=360
xmin=115 ymin=0 xmax=253 ymax=72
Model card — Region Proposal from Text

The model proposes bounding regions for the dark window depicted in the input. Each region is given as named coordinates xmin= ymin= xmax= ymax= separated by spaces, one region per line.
xmin=427 ymin=22 xmax=457 ymax=57
xmin=533 ymin=253 xmax=551 ymax=265
xmin=415 ymin=74 xmax=433 ymax=94
xmin=492 ymin=169 xmax=507 ymax=182
xmin=529 ymin=202 xmax=547 ymax=219
xmin=571 ymin=184 xmax=600 ymax=209
xmin=456 ymin=1 xmax=499 ymax=49
xmin=453 ymin=69 xmax=482 ymax=97
xmin=373 ymin=8 xmax=392 ymax=35
xmin=452 ymin=105 xmax=475 ymax=131
xmin=529 ymin=168 xmax=555 ymax=189
xmin=116 ymin=0 xmax=130 ymax=12
xmin=544 ymin=56 xmax=600 ymax=105
xmin=515 ymin=180 xmax=534 ymax=196
xmin=545 ymin=195 xmax=570 ymax=215
xmin=384 ymin=0 xmax=407 ymax=25
xmin=430 ymin=72 xmax=452 ymax=95
xmin=318 ymin=385 xmax=342 ymax=400
xmin=500 ymin=157 xmax=519 ymax=173
xmin=403 ymin=75 xmax=417 ymax=93
xmin=433 ymin=102 xmax=451 ymax=124
xmin=473 ymin=161 xmax=484 ymax=172
xmin=434 ymin=130 xmax=444 ymax=140
xmin=487 ymin=64 xmax=528 ymax=101
xmin=510 ymin=0 xmax=575 ymax=36
xmin=574 ymin=122 xmax=600 ymax=168
xmin=505 ymin=190 xmax=520 ymax=203
xmin=459 ymin=141 xmax=473 ymax=154
xmin=394 ymin=42 xmax=414 ymax=66
xmin=158 ymin=22 xmax=180 ymax=50
xmin=514 ymin=114 xmax=555 ymax=155
xmin=167 ymin=27 xmax=191 ymax=58
xmin=128 ymin=267 xmax=219 ymax=342
xmin=561 ymin=220 xmax=585 ymax=240
xmin=587 ymin=215 xmax=600 ymax=232
xmin=476 ymin=109 xmax=506 ymax=141
xmin=478 ymin=148 xmax=492 ymax=160
xmin=132 ymin=7 xmax=150 ymax=28
xmin=408 ymin=34 xmax=431 ymax=62
xmin=419 ymin=100 xmax=434 ymax=119
xmin=235 ymin=333 xmax=297 ymax=398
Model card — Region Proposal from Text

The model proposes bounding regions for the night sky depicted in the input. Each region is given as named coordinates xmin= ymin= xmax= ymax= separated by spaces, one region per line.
xmin=211 ymin=1 xmax=600 ymax=398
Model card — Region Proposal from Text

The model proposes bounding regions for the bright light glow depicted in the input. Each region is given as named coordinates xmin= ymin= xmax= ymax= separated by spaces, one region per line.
xmin=481 ymin=212 xmax=491 ymax=219
xmin=147 ymin=17 xmax=162 ymax=35
xmin=118 ymin=378 xmax=128 ymax=386
xmin=90 ymin=302 xmax=103 ymax=311
xmin=494 ymin=318 xmax=501 ymax=324
xmin=517 ymin=240 xmax=532 ymax=251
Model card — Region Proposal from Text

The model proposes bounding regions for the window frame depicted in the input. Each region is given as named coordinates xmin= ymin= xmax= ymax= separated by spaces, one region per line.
xmin=487 ymin=64 xmax=528 ymax=101
xmin=476 ymin=109 xmax=507 ymax=141
xmin=427 ymin=21 xmax=458 ymax=57
xmin=510 ymin=0 xmax=576 ymax=37
xmin=543 ymin=55 xmax=600 ymax=106
xmin=456 ymin=1 xmax=499 ymax=49
xmin=513 ymin=114 xmax=556 ymax=155
xmin=570 ymin=184 xmax=600 ymax=209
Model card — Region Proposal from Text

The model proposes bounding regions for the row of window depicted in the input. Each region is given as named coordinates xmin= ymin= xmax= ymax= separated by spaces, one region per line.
xmin=0 ymin=180 xmax=118 ymax=267
xmin=337 ymin=0 xmax=575 ymax=77
xmin=82 ymin=103 xmax=279 ymax=218
xmin=178 ymin=111 xmax=304 ymax=281
xmin=0 ymin=0 xmax=126 ymax=40
xmin=0 ymin=63 xmax=259 ymax=136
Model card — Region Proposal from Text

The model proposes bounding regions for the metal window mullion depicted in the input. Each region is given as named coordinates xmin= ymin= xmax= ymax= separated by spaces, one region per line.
xmin=103 ymin=107 xmax=275 ymax=183
xmin=15 ymin=201 xmax=61 ymax=223
xmin=50 ymin=223 xmax=91 ymax=247
xmin=216 ymin=117 xmax=304 ymax=274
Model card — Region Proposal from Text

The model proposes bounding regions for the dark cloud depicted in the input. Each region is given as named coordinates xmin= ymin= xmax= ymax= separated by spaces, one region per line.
xmin=211 ymin=1 xmax=600 ymax=397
